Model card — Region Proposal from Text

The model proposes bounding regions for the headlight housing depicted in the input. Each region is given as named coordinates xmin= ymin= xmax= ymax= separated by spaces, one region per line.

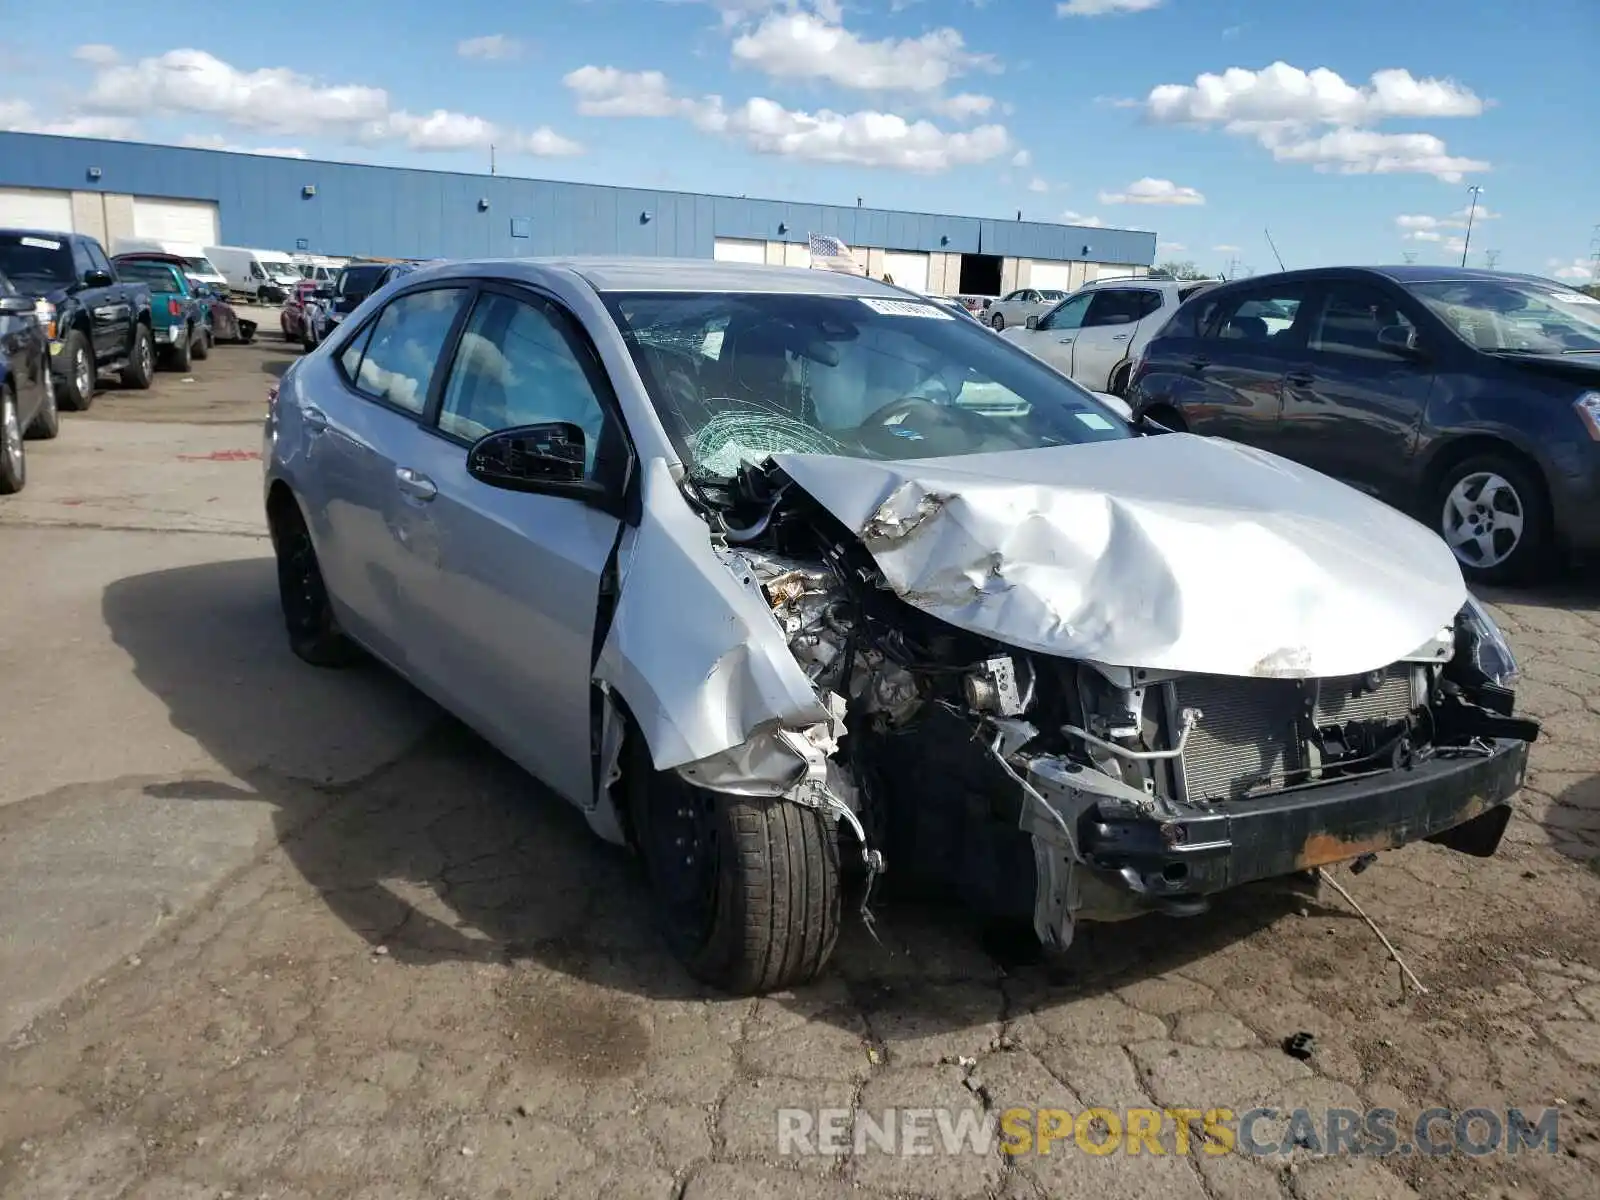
xmin=1456 ymin=594 xmax=1519 ymax=689
xmin=1575 ymin=391 xmax=1600 ymax=441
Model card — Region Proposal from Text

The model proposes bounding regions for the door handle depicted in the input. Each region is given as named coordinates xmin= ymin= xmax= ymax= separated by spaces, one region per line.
xmin=303 ymin=406 xmax=328 ymax=434
xmin=1190 ymin=357 xmax=1211 ymax=370
xmin=1057 ymin=337 xmax=1074 ymax=344
xmin=1110 ymin=333 xmax=1130 ymax=341
xmin=1286 ymin=371 xmax=1314 ymax=387
xmin=395 ymin=467 xmax=437 ymax=502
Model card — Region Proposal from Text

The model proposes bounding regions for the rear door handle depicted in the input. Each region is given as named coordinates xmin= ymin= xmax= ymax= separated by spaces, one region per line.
xmin=303 ymin=406 xmax=328 ymax=433
xmin=1056 ymin=336 xmax=1074 ymax=344
xmin=1285 ymin=371 xmax=1315 ymax=387
xmin=1110 ymin=333 xmax=1130 ymax=341
xmin=395 ymin=467 xmax=437 ymax=502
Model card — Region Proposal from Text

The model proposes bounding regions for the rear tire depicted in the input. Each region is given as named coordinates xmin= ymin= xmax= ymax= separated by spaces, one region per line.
xmin=629 ymin=742 xmax=841 ymax=994
xmin=1109 ymin=362 xmax=1132 ymax=397
xmin=25 ymin=368 xmax=59 ymax=440
xmin=991 ymin=312 xmax=1006 ymax=331
xmin=1141 ymin=403 xmax=1188 ymax=433
xmin=1430 ymin=451 xmax=1553 ymax=586
xmin=192 ymin=327 xmax=211 ymax=361
xmin=271 ymin=498 xmax=362 ymax=667
xmin=0 ymin=387 xmax=25 ymax=494
xmin=166 ymin=326 xmax=193 ymax=372
xmin=120 ymin=324 xmax=155 ymax=389
xmin=58 ymin=330 xmax=94 ymax=412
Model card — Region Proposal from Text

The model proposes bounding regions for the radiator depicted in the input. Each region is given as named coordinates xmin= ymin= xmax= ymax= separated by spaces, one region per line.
xmin=1170 ymin=666 xmax=1417 ymax=804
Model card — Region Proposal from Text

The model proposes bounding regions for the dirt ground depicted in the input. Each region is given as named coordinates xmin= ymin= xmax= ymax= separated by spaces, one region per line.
xmin=0 ymin=322 xmax=1597 ymax=1199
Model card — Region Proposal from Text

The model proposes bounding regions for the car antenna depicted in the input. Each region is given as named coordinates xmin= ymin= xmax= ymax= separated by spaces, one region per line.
xmin=1264 ymin=227 xmax=1286 ymax=272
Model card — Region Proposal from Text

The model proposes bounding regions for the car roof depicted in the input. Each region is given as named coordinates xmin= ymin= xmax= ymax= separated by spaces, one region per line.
xmin=412 ymin=256 xmax=913 ymax=297
xmin=0 ymin=228 xmax=76 ymax=241
xmin=1199 ymin=265 xmax=1565 ymax=291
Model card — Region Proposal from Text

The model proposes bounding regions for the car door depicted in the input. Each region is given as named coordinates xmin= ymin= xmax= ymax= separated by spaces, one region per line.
xmin=1011 ymin=290 xmax=1093 ymax=373
xmin=79 ymin=240 xmax=125 ymax=360
xmin=0 ymin=273 xmax=44 ymax=429
xmin=297 ymin=284 xmax=475 ymax=670
xmin=1173 ymin=282 xmax=1315 ymax=454
xmin=1070 ymin=288 xmax=1162 ymax=390
xmin=393 ymin=284 xmax=630 ymax=807
xmin=1276 ymin=279 xmax=1436 ymax=502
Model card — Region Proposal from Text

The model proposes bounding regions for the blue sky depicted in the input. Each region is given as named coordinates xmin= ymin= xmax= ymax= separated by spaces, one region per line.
xmin=2 ymin=0 xmax=1595 ymax=281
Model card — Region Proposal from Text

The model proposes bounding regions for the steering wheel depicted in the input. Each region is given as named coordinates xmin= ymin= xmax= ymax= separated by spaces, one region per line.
xmin=856 ymin=395 xmax=959 ymax=431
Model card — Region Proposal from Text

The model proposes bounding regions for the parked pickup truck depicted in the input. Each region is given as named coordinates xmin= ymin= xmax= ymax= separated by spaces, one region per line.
xmin=112 ymin=252 xmax=214 ymax=371
xmin=0 ymin=229 xmax=155 ymax=410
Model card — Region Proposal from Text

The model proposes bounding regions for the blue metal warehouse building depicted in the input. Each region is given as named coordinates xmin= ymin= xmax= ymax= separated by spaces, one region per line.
xmin=0 ymin=131 xmax=1156 ymax=295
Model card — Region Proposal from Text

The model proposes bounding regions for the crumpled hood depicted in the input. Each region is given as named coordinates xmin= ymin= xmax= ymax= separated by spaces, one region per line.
xmin=772 ymin=434 xmax=1467 ymax=679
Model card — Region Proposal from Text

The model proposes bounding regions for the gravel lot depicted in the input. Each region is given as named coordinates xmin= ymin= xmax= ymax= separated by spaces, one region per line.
xmin=0 ymin=316 xmax=1596 ymax=1199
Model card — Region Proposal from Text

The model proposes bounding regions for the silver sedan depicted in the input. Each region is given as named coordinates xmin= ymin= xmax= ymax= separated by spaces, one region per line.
xmin=264 ymin=256 xmax=1531 ymax=994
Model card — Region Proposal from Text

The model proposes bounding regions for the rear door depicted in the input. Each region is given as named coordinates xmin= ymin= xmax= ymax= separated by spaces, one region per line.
xmin=1277 ymin=278 xmax=1435 ymax=502
xmin=295 ymin=283 xmax=474 ymax=669
xmin=396 ymin=284 xmax=630 ymax=806
xmin=1174 ymin=281 xmax=1315 ymax=453
xmin=1071 ymin=288 xmax=1162 ymax=390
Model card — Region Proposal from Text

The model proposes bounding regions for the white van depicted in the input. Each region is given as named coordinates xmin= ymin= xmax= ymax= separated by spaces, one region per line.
xmin=111 ymin=238 xmax=229 ymax=291
xmin=204 ymin=246 xmax=303 ymax=302
xmin=290 ymin=254 xmax=344 ymax=283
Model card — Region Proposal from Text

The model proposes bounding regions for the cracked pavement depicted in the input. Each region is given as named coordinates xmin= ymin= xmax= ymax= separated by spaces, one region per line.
xmin=0 ymin=337 xmax=1597 ymax=1199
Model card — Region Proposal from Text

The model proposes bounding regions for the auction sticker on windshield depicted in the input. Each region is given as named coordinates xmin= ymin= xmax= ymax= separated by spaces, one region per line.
xmin=19 ymin=237 xmax=61 ymax=250
xmin=1552 ymin=291 xmax=1599 ymax=304
xmin=1077 ymin=413 xmax=1116 ymax=431
xmin=858 ymin=298 xmax=954 ymax=319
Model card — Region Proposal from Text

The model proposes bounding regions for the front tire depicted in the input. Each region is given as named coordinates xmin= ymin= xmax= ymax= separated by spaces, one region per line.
xmin=272 ymin=499 xmax=361 ymax=667
xmin=0 ymin=388 xmax=25 ymax=494
xmin=1432 ymin=452 xmax=1552 ymax=585
xmin=630 ymin=750 xmax=841 ymax=994
xmin=120 ymin=324 xmax=155 ymax=389
xmin=58 ymin=329 xmax=94 ymax=412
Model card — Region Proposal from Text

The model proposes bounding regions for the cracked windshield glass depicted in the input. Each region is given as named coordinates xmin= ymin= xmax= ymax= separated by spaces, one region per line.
xmin=604 ymin=291 xmax=1131 ymax=478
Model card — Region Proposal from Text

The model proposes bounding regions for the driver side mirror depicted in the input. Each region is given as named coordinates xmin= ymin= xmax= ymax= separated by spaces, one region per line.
xmin=1377 ymin=324 xmax=1425 ymax=357
xmin=84 ymin=269 xmax=113 ymax=288
xmin=1025 ymin=314 xmax=1041 ymax=330
xmin=467 ymin=422 xmax=596 ymax=497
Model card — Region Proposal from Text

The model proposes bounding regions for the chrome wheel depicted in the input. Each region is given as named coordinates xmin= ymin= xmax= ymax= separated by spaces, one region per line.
xmin=74 ymin=346 xmax=92 ymax=398
xmin=137 ymin=335 xmax=152 ymax=378
xmin=2 ymin=394 xmax=23 ymax=483
xmin=1442 ymin=471 xmax=1524 ymax=570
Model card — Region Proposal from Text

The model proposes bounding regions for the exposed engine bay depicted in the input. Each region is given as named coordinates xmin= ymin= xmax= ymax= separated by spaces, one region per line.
xmin=671 ymin=457 xmax=1541 ymax=950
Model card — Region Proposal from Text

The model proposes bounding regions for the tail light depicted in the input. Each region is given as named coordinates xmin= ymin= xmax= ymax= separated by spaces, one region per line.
xmin=267 ymin=385 xmax=279 ymax=409
xmin=168 ymin=298 xmax=183 ymax=317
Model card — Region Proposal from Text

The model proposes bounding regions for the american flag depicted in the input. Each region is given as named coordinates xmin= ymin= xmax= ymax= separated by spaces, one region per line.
xmin=807 ymin=232 xmax=864 ymax=275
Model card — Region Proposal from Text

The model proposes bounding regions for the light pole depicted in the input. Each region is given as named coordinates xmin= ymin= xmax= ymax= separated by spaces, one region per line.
xmin=1460 ymin=185 xmax=1483 ymax=268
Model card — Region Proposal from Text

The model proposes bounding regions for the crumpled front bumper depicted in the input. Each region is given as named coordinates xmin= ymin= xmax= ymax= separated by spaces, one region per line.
xmin=1025 ymin=738 xmax=1529 ymax=942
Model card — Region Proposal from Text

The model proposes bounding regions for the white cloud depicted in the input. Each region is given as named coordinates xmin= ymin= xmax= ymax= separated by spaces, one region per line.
xmin=1057 ymin=0 xmax=1162 ymax=14
xmin=1060 ymin=210 xmax=1106 ymax=227
xmin=1395 ymin=213 xmax=1441 ymax=231
xmin=1408 ymin=230 xmax=1444 ymax=242
xmin=730 ymin=10 xmax=997 ymax=93
xmin=0 ymin=98 xmax=138 ymax=139
xmin=564 ymin=67 xmax=693 ymax=117
xmin=72 ymin=44 xmax=120 ymax=66
xmin=1213 ymin=243 xmax=1241 ymax=251
xmin=180 ymin=133 xmax=307 ymax=157
xmin=930 ymin=92 xmax=996 ymax=121
xmin=1256 ymin=126 xmax=1486 ymax=183
xmin=1028 ymin=178 xmax=1049 ymax=193
xmin=1146 ymin=62 xmax=1483 ymax=127
xmin=1099 ymin=176 xmax=1205 ymax=205
xmin=457 ymin=35 xmax=524 ymax=61
xmin=67 ymin=47 xmax=579 ymax=157
xmin=1143 ymin=61 xmax=1488 ymax=181
xmin=1396 ymin=204 xmax=1501 ymax=240
xmin=1010 ymin=148 xmax=1031 ymax=167
xmin=1158 ymin=241 xmax=1186 ymax=252
xmin=1442 ymin=236 xmax=1467 ymax=254
xmin=565 ymin=63 xmax=1009 ymax=171
xmin=1548 ymin=258 xmax=1595 ymax=282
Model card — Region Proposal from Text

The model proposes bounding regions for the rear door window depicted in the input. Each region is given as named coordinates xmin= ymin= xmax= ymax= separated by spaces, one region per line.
xmin=1203 ymin=286 xmax=1312 ymax=347
xmin=1083 ymin=289 xmax=1148 ymax=327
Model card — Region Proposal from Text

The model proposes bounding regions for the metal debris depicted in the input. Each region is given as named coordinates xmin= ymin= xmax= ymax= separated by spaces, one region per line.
xmin=1317 ymin=867 xmax=1430 ymax=996
xmin=1283 ymin=1031 xmax=1316 ymax=1061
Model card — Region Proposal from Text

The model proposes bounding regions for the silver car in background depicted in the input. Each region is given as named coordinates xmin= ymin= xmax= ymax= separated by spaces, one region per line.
xmin=264 ymin=258 xmax=1536 ymax=994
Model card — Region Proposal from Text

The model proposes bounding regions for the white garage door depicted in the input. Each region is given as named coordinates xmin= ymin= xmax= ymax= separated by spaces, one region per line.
xmin=881 ymin=250 xmax=929 ymax=293
xmin=132 ymin=198 xmax=220 ymax=245
xmin=1028 ymin=261 xmax=1075 ymax=291
xmin=1093 ymin=263 xmax=1142 ymax=281
xmin=0 ymin=187 xmax=74 ymax=233
xmin=781 ymin=241 xmax=811 ymax=268
xmin=713 ymin=237 xmax=767 ymax=264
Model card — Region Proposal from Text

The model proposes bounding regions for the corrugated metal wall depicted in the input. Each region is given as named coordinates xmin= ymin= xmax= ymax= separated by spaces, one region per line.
xmin=0 ymin=132 xmax=1157 ymax=267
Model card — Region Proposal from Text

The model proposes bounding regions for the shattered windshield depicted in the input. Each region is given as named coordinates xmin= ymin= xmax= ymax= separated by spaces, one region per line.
xmin=603 ymin=290 xmax=1133 ymax=477
xmin=1407 ymin=279 xmax=1600 ymax=354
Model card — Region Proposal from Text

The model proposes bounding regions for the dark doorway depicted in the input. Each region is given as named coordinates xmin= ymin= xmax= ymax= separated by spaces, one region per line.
xmin=958 ymin=253 xmax=1002 ymax=296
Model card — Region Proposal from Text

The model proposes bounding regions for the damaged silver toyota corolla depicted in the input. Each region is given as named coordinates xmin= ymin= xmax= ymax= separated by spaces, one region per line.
xmin=264 ymin=257 xmax=1539 ymax=995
